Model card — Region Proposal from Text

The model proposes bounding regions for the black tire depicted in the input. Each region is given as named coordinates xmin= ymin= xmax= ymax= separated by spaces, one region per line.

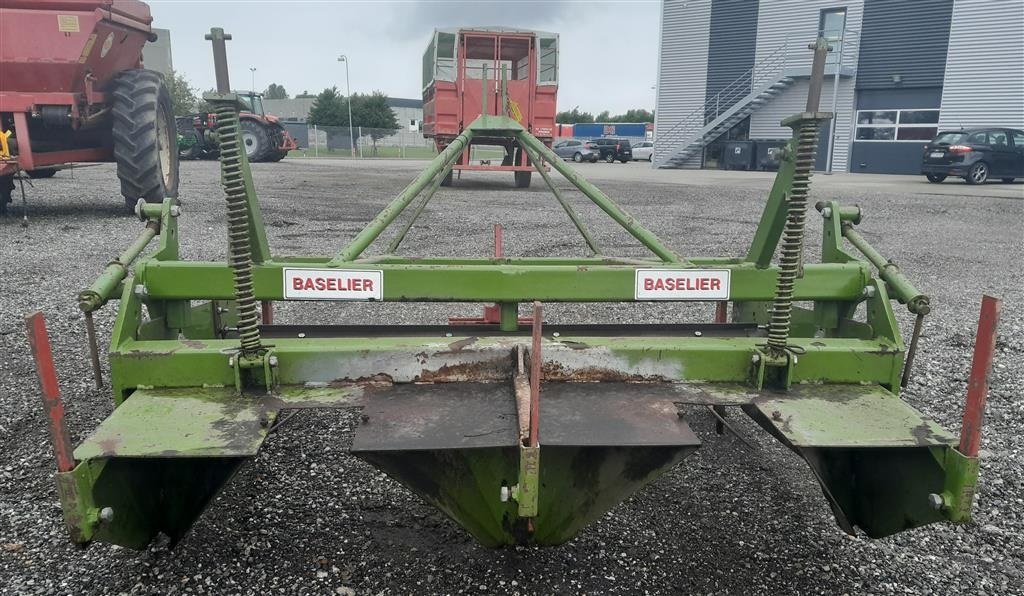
xmin=572 ymin=152 xmax=582 ymax=163
xmin=590 ymin=156 xmax=598 ymax=163
xmin=925 ymin=173 xmax=946 ymax=183
xmin=111 ymin=69 xmax=179 ymax=211
xmin=1002 ymin=178 xmax=1015 ymax=183
xmin=619 ymin=158 xmax=629 ymax=163
xmin=605 ymin=152 xmax=615 ymax=163
xmin=965 ymin=161 xmax=989 ymax=185
xmin=240 ymin=119 xmax=271 ymax=162
xmin=266 ymin=150 xmax=288 ymax=162
xmin=27 ymin=168 xmax=58 ymax=179
xmin=0 ymin=175 xmax=13 ymax=215
xmin=440 ymin=169 xmax=453 ymax=187
xmin=514 ymin=171 xmax=532 ymax=188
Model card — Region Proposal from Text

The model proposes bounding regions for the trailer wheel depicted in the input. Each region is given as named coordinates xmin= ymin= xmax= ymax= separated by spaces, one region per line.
xmin=26 ymin=168 xmax=57 ymax=179
xmin=240 ymin=120 xmax=271 ymax=162
xmin=514 ymin=171 xmax=532 ymax=188
xmin=112 ymin=69 xmax=179 ymax=211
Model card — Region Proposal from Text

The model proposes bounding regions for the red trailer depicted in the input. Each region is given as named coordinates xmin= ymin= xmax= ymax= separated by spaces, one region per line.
xmin=422 ymin=28 xmax=558 ymax=188
xmin=0 ymin=0 xmax=178 ymax=213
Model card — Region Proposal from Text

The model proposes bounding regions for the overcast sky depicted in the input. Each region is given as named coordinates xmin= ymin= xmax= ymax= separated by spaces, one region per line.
xmin=149 ymin=0 xmax=661 ymax=115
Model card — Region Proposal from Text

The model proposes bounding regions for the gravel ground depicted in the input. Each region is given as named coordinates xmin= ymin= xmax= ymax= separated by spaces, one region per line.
xmin=1 ymin=159 xmax=1021 ymax=595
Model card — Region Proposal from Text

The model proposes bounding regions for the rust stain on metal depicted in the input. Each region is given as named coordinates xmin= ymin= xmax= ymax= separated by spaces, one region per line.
xmin=540 ymin=361 xmax=672 ymax=383
xmin=415 ymin=360 xmax=508 ymax=383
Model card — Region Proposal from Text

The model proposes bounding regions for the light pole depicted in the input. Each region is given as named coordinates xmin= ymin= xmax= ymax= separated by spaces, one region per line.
xmin=249 ymin=67 xmax=256 ymax=91
xmin=338 ymin=55 xmax=356 ymax=157
xmin=825 ymin=28 xmax=858 ymax=175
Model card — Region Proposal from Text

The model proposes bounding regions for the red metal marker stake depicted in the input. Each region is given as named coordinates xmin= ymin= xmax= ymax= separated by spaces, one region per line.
xmin=958 ymin=295 xmax=1001 ymax=457
xmin=25 ymin=311 xmax=75 ymax=473
xmin=528 ymin=301 xmax=543 ymax=448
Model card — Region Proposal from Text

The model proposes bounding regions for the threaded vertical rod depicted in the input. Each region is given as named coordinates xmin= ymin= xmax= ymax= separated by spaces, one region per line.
xmin=766 ymin=120 xmax=820 ymax=353
xmin=214 ymin=103 xmax=262 ymax=354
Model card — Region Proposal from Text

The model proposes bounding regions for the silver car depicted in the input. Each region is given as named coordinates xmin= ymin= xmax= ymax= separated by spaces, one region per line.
xmin=552 ymin=139 xmax=599 ymax=163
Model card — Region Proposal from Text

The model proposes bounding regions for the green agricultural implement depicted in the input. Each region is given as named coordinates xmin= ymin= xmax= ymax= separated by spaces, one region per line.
xmin=28 ymin=31 xmax=1000 ymax=550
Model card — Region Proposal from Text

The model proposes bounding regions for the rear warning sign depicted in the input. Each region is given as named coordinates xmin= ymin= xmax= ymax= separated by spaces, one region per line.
xmin=635 ymin=269 xmax=730 ymax=300
xmin=283 ymin=268 xmax=382 ymax=300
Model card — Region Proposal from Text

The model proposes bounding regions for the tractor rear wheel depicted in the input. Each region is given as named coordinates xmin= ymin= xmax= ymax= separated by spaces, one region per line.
xmin=0 ymin=175 xmax=13 ymax=215
xmin=111 ymin=69 xmax=179 ymax=212
xmin=26 ymin=168 xmax=57 ymax=179
xmin=240 ymin=120 xmax=271 ymax=162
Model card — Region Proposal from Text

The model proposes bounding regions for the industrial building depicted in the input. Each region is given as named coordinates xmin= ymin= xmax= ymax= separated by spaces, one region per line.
xmin=653 ymin=0 xmax=1024 ymax=173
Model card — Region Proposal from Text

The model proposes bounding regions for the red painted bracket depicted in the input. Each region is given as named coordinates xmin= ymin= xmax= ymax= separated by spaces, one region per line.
xmin=958 ymin=295 xmax=1001 ymax=457
xmin=25 ymin=311 xmax=75 ymax=473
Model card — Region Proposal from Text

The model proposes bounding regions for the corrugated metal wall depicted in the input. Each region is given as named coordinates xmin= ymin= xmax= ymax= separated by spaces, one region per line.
xmin=749 ymin=0 xmax=863 ymax=171
xmin=939 ymin=0 xmax=1024 ymax=129
xmin=856 ymin=0 xmax=952 ymax=89
xmin=654 ymin=0 xmax=712 ymax=167
xmin=705 ymin=0 xmax=759 ymax=108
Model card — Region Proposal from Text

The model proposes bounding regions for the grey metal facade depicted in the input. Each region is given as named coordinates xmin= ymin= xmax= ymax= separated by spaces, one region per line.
xmin=938 ymin=0 xmax=1024 ymax=130
xmin=654 ymin=0 xmax=1024 ymax=174
xmin=705 ymin=0 xmax=759 ymax=107
xmin=653 ymin=0 xmax=711 ymax=167
xmin=855 ymin=0 xmax=953 ymax=90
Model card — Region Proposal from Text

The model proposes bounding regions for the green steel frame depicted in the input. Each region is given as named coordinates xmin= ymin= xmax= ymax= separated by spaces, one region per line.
xmin=41 ymin=30 xmax=990 ymax=551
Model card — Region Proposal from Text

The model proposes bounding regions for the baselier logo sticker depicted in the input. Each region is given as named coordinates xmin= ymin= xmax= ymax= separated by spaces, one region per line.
xmin=283 ymin=268 xmax=383 ymax=300
xmin=635 ymin=269 xmax=730 ymax=300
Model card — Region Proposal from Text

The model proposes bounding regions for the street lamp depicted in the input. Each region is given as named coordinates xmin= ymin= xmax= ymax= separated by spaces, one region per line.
xmin=338 ymin=55 xmax=356 ymax=157
xmin=249 ymin=67 xmax=256 ymax=92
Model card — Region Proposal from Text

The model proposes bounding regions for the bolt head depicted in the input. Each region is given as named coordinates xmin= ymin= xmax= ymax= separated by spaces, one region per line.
xmin=169 ymin=205 xmax=182 ymax=217
xmin=862 ymin=286 xmax=877 ymax=299
xmin=927 ymin=493 xmax=945 ymax=510
xmin=751 ymin=354 xmax=761 ymax=364
xmin=133 ymin=284 xmax=147 ymax=297
xmin=99 ymin=507 xmax=114 ymax=523
xmin=268 ymin=355 xmax=279 ymax=367
xmin=821 ymin=207 xmax=833 ymax=219
xmin=499 ymin=485 xmax=511 ymax=502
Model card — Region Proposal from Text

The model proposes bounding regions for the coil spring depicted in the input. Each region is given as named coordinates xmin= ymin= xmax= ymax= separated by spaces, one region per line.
xmin=766 ymin=120 xmax=821 ymax=353
xmin=214 ymin=103 xmax=262 ymax=353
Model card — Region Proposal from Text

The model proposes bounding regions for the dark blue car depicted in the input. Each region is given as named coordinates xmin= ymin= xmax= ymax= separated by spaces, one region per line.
xmin=921 ymin=128 xmax=1024 ymax=184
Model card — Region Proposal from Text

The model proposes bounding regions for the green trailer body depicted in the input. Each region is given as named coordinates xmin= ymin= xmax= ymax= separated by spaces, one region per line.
xmin=27 ymin=30 xmax=998 ymax=551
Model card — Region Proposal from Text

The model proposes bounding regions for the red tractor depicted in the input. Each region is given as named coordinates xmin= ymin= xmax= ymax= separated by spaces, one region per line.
xmin=178 ymin=90 xmax=298 ymax=162
xmin=0 ymin=0 xmax=178 ymax=213
xmin=422 ymin=28 xmax=558 ymax=188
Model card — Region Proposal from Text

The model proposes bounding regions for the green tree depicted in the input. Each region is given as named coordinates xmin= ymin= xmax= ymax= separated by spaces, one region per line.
xmin=350 ymin=91 xmax=399 ymax=155
xmin=596 ymin=110 xmax=611 ymax=122
xmin=555 ymin=107 xmax=594 ymax=124
xmin=166 ymin=70 xmax=198 ymax=116
xmin=307 ymin=86 xmax=348 ymax=127
xmin=263 ymin=83 xmax=288 ymax=99
xmin=609 ymin=108 xmax=654 ymax=123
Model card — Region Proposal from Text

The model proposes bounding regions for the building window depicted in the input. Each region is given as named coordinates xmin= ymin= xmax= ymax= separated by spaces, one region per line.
xmin=855 ymin=109 xmax=939 ymax=142
xmin=819 ymin=7 xmax=847 ymax=65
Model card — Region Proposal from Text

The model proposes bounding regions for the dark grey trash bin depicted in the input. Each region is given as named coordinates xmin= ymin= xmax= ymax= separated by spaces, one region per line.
xmin=722 ymin=140 xmax=756 ymax=170
xmin=755 ymin=139 xmax=788 ymax=171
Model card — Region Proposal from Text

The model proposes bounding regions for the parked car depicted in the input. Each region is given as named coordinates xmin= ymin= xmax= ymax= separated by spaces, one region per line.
xmin=552 ymin=139 xmax=599 ymax=163
xmin=632 ymin=141 xmax=654 ymax=161
xmin=921 ymin=127 xmax=1024 ymax=184
xmin=589 ymin=138 xmax=633 ymax=163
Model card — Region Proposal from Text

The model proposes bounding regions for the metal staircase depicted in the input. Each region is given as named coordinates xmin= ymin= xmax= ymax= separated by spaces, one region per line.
xmin=654 ymin=43 xmax=794 ymax=169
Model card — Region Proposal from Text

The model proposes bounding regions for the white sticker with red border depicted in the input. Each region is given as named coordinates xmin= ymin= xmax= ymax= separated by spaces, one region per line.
xmin=283 ymin=268 xmax=382 ymax=300
xmin=635 ymin=269 xmax=730 ymax=300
